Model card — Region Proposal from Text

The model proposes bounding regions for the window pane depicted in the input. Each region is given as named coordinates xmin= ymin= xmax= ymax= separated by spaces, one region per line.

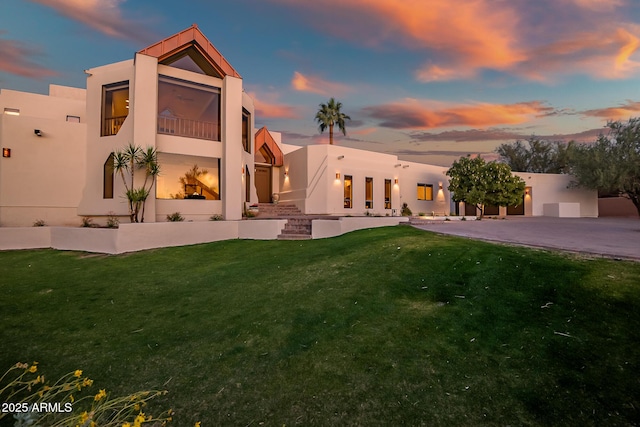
xmin=103 ymin=153 xmax=114 ymax=199
xmin=385 ymin=179 xmax=391 ymax=209
xmin=101 ymin=82 xmax=128 ymax=136
xmin=417 ymin=185 xmax=425 ymax=200
xmin=157 ymin=76 xmax=221 ymax=141
xmin=344 ymin=175 xmax=352 ymax=208
xmin=242 ymin=109 xmax=251 ymax=153
xmin=365 ymin=177 xmax=373 ymax=209
xmin=156 ymin=153 xmax=220 ymax=200
xmin=425 ymin=185 xmax=433 ymax=201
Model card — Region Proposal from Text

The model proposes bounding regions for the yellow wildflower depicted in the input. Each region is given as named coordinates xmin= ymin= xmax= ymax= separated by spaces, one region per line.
xmin=122 ymin=423 xmax=131 ymax=427
xmin=74 ymin=370 xmax=83 ymax=377
xmin=80 ymin=412 xmax=89 ymax=422
xmin=94 ymin=389 xmax=107 ymax=401
xmin=195 ymin=422 xmax=201 ymax=427
xmin=28 ymin=365 xmax=37 ymax=373
xmin=82 ymin=378 xmax=94 ymax=387
xmin=70 ymin=394 xmax=75 ymax=403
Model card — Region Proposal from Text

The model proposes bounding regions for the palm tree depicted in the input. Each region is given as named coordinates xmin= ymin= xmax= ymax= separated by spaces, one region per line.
xmin=113 ymin=143 xmax=160 ymax=223
xmin=315 ymin=98 xmax=351 ymax=145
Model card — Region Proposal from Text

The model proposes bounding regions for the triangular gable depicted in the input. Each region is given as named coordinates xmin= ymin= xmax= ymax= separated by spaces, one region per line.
xmin=255 ymin=127 xmax=283 ymax=166
xmin=138 ymin=24 xmax=241 ymax=79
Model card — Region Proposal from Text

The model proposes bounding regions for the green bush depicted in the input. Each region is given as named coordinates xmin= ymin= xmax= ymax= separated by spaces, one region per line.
xmin=166 ymin=212 xmax=184 ymax=222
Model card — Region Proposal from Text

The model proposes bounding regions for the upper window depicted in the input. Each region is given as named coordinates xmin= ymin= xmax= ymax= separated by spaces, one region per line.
xmin=66 ymin=115 xmax=80 ymax=123
xmin=3 ymin=108 xmax=20 ymax=116
xmin=417 ymin=183 xmax=433 ymax=201
xmin=101 ymin=81 xmax=129 ymax=136
xmin=157 ymin=75 xmax=221 ymax=141
xmin=242 ymin=109 xmax=251 ymax=153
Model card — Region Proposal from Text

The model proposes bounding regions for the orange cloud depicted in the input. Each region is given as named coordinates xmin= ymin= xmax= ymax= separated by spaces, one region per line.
xmin=291 ymin=71 xmax=351 ymax=96
xmin=363 ymin=99 xmax=553 ymax=129
xmin=581 ymin=101 xmax=640 ymax=120
xmin=28 ymin=0 xmax=158 ymax=43
xmin=0 ymin=37 xmax=57 ymax=79
xmin=248 ymin=91 xmax=300 ymax=120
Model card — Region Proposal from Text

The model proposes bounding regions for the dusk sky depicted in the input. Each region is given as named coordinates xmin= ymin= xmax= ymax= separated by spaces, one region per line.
xmin=2 ymin=0 xmax=640 ymax=165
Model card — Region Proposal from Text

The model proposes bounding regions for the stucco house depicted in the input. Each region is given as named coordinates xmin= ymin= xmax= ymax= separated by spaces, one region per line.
xmin=0 ymin=25 xmax=597 ymax=229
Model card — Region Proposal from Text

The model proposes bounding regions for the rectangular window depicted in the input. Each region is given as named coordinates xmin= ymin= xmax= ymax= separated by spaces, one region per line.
xmin=66 ymin=115 xmax=80 ymax=123
xmin=242 ymin=109 xmax=251 ymax=153
xmin=365 ymin=177 xmax=373 ymax=209
xmin=103 ymin=153 xmax=114 ymax=199
xmin=245 ymin=166 xmax=251 ymax=203
xmin=157 ymin=75 xmax=221 ymax=141
xmin=417 ymin=183 xmax=433 ymax=201
xmin=3 ymin=108 xmax=20 ymax=116
xmin=156 ymin=153 xmax=221 ymax=200
xmin=101 ymin=81 xmax=129 ymax=136
xmin=384 ymin=179 xmax=392 ymax=209
xmin=344 ymin=175 xmax=352 ymax=208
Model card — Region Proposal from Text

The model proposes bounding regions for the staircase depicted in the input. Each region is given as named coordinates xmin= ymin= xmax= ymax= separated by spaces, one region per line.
xmin=277 ymin=218 xmax=312 ymax=240
xmin=256 ymin=203 xmax=302 ymax=218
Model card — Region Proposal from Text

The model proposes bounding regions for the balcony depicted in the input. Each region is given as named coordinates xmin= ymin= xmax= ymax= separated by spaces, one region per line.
xmin=102 ymin=116 xmax=127 ymax=137
xmin=157 ymin=116 xmax=219 ymax=141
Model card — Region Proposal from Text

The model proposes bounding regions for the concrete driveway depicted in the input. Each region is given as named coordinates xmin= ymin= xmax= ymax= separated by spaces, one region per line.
xmin=411 ymin=217 xmax=640 ymax=261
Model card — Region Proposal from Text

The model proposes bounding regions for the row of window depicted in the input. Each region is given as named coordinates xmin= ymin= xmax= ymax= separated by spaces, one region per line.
xmin=101 ymin=77 xmax=252 ymax=154
xmin=342 ymin=176 xmax=434 ymax=210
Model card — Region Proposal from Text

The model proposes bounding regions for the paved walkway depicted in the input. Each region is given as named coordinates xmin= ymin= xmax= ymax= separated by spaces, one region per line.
xmin=412 ymin=217 xmax=640 ymax=261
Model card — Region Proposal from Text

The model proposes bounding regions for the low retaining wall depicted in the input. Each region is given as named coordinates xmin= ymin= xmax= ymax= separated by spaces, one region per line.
xmin=312 ymin=217 xmax=409 ymax=239
xmin=0 ymin=217 xmax=407 ymax=254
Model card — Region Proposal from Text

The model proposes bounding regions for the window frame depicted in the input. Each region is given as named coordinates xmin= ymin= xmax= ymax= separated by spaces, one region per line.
xmin=384 ymin=179 xmax=392 ymax=209
xmin=344 ymin=175 xmax=353 ymax=209
xmin=103 ymin=153 xmax=114 ymax=199
xmin=101 ymin=81 xmax=129 ymax=137
xmin=365 ymin=177 xmax=373 ymax=209
xmin=417 ymin=183 xmax=433 ymax=201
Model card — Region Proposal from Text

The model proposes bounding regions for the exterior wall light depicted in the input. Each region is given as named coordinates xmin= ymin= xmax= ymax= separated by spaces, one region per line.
xmin=34 ymin=129 xmax=43 ymax=137
xmin=337 ymin=155 xmax=345 ymax=160
xmin=2 ymin=148 xmax=10 ymax=158
xmin=394 ymin=178 xmax=398 ymax=184
xmin=439 ymin=182 xmax=443 ymax=190
xmin=336 ymin=173 xmax=340 ymax=179
xmin=525 ymin=189 xmax=530 ymax=195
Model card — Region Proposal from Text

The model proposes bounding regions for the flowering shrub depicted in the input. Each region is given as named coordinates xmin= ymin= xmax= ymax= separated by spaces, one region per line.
xmin=1 ymin=362 xmax=172 ymax=426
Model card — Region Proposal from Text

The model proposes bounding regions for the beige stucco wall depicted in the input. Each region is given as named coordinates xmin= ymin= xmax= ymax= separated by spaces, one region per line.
xmin=397 ymin=161 xmax=450 ymax=216
xmin=0 ymin=88 xmax=87 ymax=226
xmin=515 ymin=172 xmax=598 ymax=217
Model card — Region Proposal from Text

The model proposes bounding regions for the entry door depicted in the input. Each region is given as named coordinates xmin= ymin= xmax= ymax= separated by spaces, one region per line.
xmin=255 ymin=165 xmax=272 ymax=203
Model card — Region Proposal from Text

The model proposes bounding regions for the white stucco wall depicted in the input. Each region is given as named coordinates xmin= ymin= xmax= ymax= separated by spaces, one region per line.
xmin=0 ymin=88 xmax=87 ymax=226
xmin=515 ymin=172 xmax=598 ymax=217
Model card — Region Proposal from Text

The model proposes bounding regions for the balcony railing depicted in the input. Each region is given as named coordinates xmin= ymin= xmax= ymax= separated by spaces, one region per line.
xmin=102 ymin=116 xmax=127 ymax=136
xmin=157 ymin=116 xmax=219 ymax=141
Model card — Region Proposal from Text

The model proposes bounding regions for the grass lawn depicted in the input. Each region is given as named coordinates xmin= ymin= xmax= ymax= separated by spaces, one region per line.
xmin=1 ymin=225 xmax=639 ymax=426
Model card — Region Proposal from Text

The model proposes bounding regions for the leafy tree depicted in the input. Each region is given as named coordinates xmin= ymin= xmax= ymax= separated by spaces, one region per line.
xmin=113 ymin=143 xmax=160 ymax=223
xmin=570 ymin=119 xmax=640 ymax=216
xmin=496 ymin=136 xmax=574 ymax=173
xmin=315 ymin=98 xmax=351 ymax=145
xmin=446 ymin=156 xmax=526 ymax=218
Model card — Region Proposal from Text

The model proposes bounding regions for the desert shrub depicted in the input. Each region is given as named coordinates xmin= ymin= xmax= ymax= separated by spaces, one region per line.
xmin=166 ymin=212 xmax=184 ymax=222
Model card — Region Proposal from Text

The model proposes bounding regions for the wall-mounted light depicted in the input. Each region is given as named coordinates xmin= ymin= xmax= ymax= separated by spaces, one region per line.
xmin=337 ymin=155 xmax=345 ymax=160
xmin=439 ymin=182 xmax=443 ymax=190
xmin=336 ymin=173 xmax=341 ymax=179
xmin=394 ymin=163 xmax=402 ymax=168
xmin=525 ymin=189 xmax=530 ymax=195
xmin=2 ymin=148 xmax=10 ymax=158
xmin=284 ymin=170 xmax=288 ymax=177
xmin=34 ymin=129 xmax=43 ymax=137
xmin=394 ymin=178 xmax=399 ymax=184
xmin=402 ymin=165 xmax=409 ymax=168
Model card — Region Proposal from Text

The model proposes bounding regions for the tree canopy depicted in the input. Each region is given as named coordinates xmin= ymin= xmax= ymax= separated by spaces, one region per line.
xmin=570 ymin=119 xmax=640 ymax=216
xmin=446 ymin=156 xmax=526 ymax=218
xmin=496 ymin=136 xmax=574 ymax=173
xmin=314 ymin=98 xmax=351 ymax=145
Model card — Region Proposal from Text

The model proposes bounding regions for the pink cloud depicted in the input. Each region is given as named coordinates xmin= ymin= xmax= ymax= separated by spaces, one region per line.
xmin=28 ymin=0 xmax=158 ymax=43
xmin=581 ymin=100 xmax=640 ymax=120
xmin=0 ymin=37 xmax=57 ymax=79
xmin=270 ymin=0 xmax=640 ymax=82
xmin=363 ymin=99 xmax=554 ymax=129
xmin=291 ymin=71 xmax=351 ymax=96
xmin=248 ymin=91 xmax=300 ymax=120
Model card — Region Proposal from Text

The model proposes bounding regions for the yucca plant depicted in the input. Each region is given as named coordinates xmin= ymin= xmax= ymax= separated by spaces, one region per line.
xmin=113 ymin=144 xmax=160 ymax=223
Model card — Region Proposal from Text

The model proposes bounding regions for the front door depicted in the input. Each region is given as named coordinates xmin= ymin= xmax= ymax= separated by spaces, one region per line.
xmin=255 ymin=165 xmax=272 ymax=203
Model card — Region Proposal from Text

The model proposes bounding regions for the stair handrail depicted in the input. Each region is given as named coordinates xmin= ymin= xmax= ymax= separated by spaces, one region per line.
xmin=306 ymin=154 xmax=328 ymax=199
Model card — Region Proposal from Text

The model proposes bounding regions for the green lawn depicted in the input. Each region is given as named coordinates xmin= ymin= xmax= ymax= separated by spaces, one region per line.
xmin=1 ymin=226 xmax=639 ymax=426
